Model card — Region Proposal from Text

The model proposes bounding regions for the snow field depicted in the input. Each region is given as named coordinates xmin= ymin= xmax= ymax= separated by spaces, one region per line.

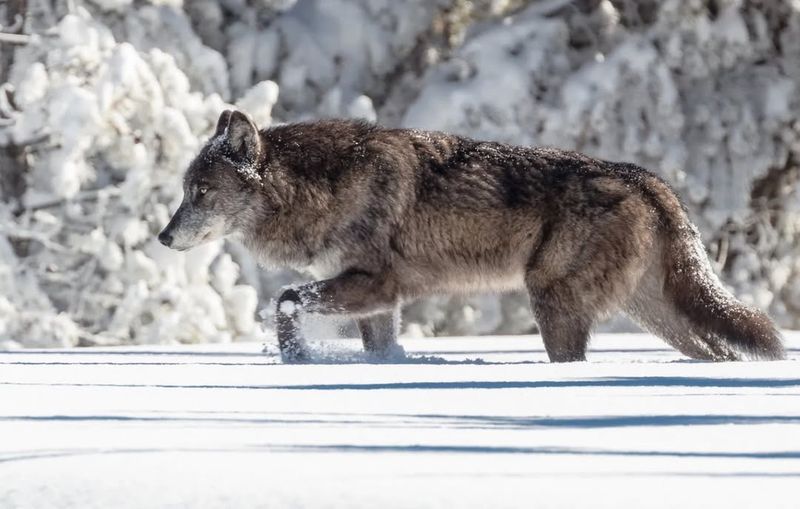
xmin=1 ymin=332 xmax=799 ymax=508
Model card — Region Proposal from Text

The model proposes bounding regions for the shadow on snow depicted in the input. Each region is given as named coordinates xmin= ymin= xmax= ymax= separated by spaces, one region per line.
xmin=3 ymin=413 xmax=800 ymax=430
xmin=3 ymin=376 xmax=800 ymax=391
xmin=2 ymin=443 xmax=800 ymax=466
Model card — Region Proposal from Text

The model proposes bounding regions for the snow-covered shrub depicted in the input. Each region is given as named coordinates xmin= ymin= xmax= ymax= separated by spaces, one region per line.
xmin=0 ymin=7 xmax=276 ymax=346
xmin=223 ymin=0 xmax=450 ymax=118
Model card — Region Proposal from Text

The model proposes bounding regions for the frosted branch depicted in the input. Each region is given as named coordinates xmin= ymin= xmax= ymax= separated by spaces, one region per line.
xmin=0 ymin=13 xmax=24 ymax=33
xmin=0 ymin=32 xmax=30 ymax=45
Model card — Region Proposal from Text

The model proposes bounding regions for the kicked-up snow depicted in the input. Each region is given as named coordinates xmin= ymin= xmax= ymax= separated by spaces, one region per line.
xmin=1 ymin=332 xmax=799 ymax=508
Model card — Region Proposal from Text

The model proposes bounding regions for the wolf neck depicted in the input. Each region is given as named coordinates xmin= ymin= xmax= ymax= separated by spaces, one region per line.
xmin=240 ymin=221 xmax=344 ymax=279
xmin=238 ymin=167 xmax=340 ymax=276
xmin=240 ymin=120 xmax=367 ymax=265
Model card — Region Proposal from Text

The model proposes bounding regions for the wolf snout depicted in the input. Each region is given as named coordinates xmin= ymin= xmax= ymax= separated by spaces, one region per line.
xmin=158 ymin=230 xmax=174 ymax=248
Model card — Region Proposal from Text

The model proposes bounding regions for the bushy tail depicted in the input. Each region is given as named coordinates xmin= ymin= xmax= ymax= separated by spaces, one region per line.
xmin=652 ymin=180 xmax=785 ymax=361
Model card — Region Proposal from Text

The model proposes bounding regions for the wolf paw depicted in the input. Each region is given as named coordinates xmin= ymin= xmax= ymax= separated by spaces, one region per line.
xmin=365 ymin=342 xmax=407 ymax=363
xmin=278 ymin=337 xmax=311 ymax=364
xmin=280 ymin=346 xmax=311 ymax=364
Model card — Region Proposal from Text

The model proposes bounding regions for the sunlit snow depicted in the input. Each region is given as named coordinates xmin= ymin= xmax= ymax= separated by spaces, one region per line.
xmin=2 ymin=332 xmax=799 ymax=508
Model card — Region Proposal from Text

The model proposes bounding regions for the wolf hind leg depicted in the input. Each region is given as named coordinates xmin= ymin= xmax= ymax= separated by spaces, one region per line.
xmin=528 ymin=288 xmax=594 ymax=362
xmin=524 ymin=201 xmax=657 ymax=362
xmin=524 ymin=233 xmax=648 ymax=362
xmin=357 ymin=306 xmax=404 ymax=360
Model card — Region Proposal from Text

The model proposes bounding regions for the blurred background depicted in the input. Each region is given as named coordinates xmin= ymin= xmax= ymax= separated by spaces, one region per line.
xmin=0 ymin=0 xmax=798 ymax=348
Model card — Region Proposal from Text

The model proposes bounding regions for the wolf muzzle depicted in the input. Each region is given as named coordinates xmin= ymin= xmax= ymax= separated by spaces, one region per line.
xmin=158 ymin=229 xmax=174 ymax=248
xmin=159 ymin=203 xmax=187 ymax=249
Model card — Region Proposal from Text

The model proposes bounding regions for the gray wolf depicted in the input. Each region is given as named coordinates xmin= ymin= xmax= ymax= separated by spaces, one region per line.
xmin=158 ymin=110 xmax=785 ymax=363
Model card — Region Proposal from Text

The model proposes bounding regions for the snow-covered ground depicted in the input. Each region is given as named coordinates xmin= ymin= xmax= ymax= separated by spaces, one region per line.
xmin=2 ymin=332 xmax=799 ymax=508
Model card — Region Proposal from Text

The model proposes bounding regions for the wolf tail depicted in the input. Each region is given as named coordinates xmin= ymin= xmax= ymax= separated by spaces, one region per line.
xmin=626 ymin=176 xmax=785 ymax=361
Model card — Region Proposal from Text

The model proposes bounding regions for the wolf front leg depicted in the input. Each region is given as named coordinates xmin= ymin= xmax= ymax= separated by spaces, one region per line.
xmin=275 ymin=269 xmax=400 ymax=363
xmin=275 ymin=288 xmax=311 ymax=363
xmin=357 ymin=306 xmax=403 ymax=360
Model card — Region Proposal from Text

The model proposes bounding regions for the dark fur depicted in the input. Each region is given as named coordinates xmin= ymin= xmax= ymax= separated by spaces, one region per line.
xmin=160 ymin=111 xmax=785 ymax=363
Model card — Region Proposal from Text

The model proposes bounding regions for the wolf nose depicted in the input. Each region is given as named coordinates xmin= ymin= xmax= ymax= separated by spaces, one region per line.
xmin=158 ymin=231 xmax=173 ymax=247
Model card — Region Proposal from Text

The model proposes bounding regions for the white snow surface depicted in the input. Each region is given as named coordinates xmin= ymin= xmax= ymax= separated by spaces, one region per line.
xmin=2 ymin=332 xmax=799 ymax=508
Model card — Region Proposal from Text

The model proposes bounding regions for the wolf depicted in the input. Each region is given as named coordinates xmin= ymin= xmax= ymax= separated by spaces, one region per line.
xmin=158 ymin=110 xmax=785 ymax=363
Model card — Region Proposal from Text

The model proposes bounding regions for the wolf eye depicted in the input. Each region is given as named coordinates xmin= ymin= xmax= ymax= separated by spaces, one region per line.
xmin=198 ymin=185 xmax=209 ymax=195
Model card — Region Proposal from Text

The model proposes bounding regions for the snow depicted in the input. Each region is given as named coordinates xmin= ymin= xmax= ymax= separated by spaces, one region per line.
xmin=1 ymin=332 xmax=799 ymax=508
xmin=279 ymin=299 xmax=297 ymax=314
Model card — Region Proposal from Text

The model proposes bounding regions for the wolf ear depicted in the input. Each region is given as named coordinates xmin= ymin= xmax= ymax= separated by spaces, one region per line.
xmin=214 ymin=110 xmax=233 ymax=137
xmin=226 ymin=111 xmax=262 ymax=162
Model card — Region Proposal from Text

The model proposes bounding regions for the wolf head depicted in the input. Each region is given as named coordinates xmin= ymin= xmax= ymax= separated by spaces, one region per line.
xmin=158 ymin=110 xmax=263 ymax=251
